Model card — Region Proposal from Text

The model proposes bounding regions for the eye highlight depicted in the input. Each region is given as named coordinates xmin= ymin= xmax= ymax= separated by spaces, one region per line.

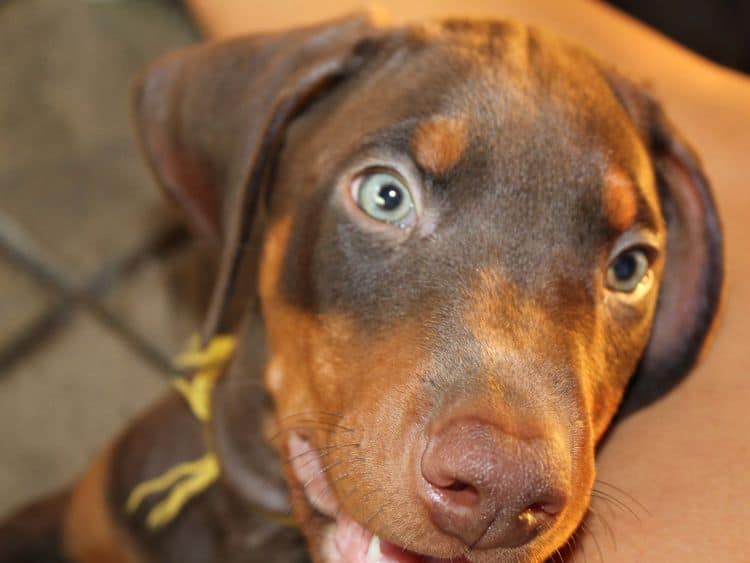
xmin=352 ymin=170 xmax=415 ymax=227
xmin=606 ymin=248 xmax=650 ymax=293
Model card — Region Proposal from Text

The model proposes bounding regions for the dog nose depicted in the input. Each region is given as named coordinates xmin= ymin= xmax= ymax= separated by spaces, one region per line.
xmin=417 ymin=419 xmax=566 ymax=549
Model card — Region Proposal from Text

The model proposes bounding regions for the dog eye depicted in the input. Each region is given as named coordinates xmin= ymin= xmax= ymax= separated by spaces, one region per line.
xmin=353 ymin=171 xmax=415 ymax=227
xmin=607 ymin=248 xmax=650 ymax=292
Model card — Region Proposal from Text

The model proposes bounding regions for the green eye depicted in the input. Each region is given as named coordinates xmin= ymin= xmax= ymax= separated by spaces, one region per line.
xmin=354 ymin=171 xmax=415 ymax=227
xmin=607 ymin=248 xmax=650 ymax=292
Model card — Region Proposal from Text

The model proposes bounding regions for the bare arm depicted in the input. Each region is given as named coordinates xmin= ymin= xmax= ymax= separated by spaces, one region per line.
xmin=184 ymin=2 xmax=750 ymax=560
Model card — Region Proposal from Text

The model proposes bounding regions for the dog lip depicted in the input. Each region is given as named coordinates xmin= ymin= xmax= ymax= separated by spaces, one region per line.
xmin=287 ymin=432 xmax=470 ymax=562
xmin=288 ymin=432 xmax=340 ymax=517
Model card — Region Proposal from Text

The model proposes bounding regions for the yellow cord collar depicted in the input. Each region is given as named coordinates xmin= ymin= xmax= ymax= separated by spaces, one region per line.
xmin=126 ymin=335 xmax=297 ymax=530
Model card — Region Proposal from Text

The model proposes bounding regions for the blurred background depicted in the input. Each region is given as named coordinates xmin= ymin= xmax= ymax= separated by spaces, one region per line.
xmin=0 ymin=0 xmax=747 ymax=519
xmin=610 ymin=0 xmax=750 ymax=73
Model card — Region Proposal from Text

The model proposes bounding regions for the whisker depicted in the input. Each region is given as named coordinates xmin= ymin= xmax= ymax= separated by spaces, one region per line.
xmin=304 ymin=454 xmax=367 ymax=509
xmin=302 ymin=459 xmax=348 ymax=489
xmin=333 ymin=481 xmax=368 ymax=515
xmin=285 ymin=441 xmax=360 ymax=464
xmin=580 ymin=521 xmax=603 ymax=563
xmin=354 ymin=485 xmax=382 ymax=507
xmin=277 ymin=410 xmax=346 ymax=422
xmin=267 ymin=423 xmax=354 ymax=444
xmin=362 ymin=499 xmax=390 ymax=530
xmin=306 ymin=457 xmax=359 ymax=531
xmin=399 ymin=529 xmax=417 ymax=556
xmin=567 ymin=525 xmax=584 ymax=563
xmin=279 ymin=418 xmax=354 ymax=431
xmin=352 ymin=486 xmax=381 ymax=550
xmin=291 ymin=446 xmax=363 ymax=474
xmin=595 ymin=480 xmax=649 ymax=515
xmin=588 ymin=506 xmax=616 ymax=550
xmin=295 ymin=448 xmax=335 ymax=472
xmin=581 ymin=529 xmax=589 ymax=563
xmin=591 ymin=490 xmax=640 ymax=522
xmin=310 ymin=469 xmax=357 ymax=512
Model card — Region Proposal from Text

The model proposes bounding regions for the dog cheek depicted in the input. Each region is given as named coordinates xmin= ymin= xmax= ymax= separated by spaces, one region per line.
xmin=313 ymin=322 xmax=435 ymax=522
xmin=587 ymin=297 xmax=658 ymax=437
xmin=257 ymin=216 xmax=326 ymax=420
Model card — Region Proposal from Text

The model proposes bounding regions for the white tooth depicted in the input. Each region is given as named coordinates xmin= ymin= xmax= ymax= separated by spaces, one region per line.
xmin=366 ymin=535 xmax=381 ymax=563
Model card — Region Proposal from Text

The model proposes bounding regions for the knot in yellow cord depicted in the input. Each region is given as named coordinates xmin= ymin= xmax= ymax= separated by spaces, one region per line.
xmin=126 ymin=335 xmax=236 ymax=530
xmin=172 ymin=334 xmax=236 ymax=422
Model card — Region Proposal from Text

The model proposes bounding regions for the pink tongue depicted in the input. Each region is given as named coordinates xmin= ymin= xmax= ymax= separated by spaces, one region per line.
xmin=327 ymin=513 xmax=425 ymax=563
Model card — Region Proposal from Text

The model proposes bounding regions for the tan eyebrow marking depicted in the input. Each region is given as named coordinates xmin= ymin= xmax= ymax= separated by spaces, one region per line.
xmin=603 ymin=168 xmax=638 ymax=232
xmin=411 ymin=116 xmax=468 ymax=175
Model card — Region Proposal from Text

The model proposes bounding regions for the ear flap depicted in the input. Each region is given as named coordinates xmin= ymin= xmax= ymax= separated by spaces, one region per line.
xmin=133 ymin=12 xmax=385 ymax=342
xmin=606 ymin=75 xmax=725 ymax=417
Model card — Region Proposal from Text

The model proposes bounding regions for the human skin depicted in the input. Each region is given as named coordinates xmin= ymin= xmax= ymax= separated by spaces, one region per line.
xmin=184 ymin=1 xmax=750 ymax=560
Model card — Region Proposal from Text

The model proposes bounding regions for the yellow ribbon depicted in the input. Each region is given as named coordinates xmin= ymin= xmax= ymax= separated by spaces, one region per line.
xmin=125 ymin=335 xmax=236 ymax=530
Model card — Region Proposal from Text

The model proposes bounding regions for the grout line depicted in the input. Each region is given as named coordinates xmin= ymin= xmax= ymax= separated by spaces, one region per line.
xmin=0 ymin=209 xmax=190 ymax=379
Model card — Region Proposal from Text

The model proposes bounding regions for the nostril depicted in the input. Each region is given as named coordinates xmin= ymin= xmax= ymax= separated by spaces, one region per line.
xmin=438 ymin=479 xmax=480 ymax=508
xmin=532 ymin=492 xmax=567 ymax=518
xmin=528 ymin=502 xmax=556 ymax=516
xmin=445 ymin=479 xmax=469 ymax=492
xmin=518 ymin=501 xmax=562 ymax=532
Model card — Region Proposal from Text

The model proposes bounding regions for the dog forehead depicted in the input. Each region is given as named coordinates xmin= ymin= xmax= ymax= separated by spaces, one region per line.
xmin=404 ymin=23 xmax=653 ymax=230
xmin=282 ymin=19 xmax=640 ymax=183
xmin=350 ymin=20 xmax=643 ymax=179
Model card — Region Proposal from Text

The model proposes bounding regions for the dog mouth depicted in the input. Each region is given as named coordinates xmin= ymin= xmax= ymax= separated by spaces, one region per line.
xmin=289 ymin=432 xmax=469 ymax=563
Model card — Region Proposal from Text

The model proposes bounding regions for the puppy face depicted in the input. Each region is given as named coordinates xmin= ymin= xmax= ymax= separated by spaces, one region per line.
xmin=135 ymin=16 xmax=722 ymax=563
xmin=257 ymin=24 xmax=662 ymax=562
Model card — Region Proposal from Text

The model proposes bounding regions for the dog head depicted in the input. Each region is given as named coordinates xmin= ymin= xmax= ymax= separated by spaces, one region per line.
xmin=134 ymin=14 xmax=722 ymax=563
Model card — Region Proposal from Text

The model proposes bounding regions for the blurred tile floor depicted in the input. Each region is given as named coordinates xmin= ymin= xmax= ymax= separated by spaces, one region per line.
xmin=0 ymin=0 xmax=201 ymax=515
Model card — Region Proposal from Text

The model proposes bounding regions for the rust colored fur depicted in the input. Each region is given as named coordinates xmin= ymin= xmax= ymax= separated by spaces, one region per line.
xmin=63 ymin=447 xmax=144 ymax=563
xmin=411 ymin=116 xmax=469 ymax=175
xmin=603 ymin=168 xmax=638 ymax=232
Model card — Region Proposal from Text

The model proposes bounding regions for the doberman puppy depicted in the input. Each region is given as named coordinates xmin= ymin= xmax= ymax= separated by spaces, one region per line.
xmin=0 ymin=12 xmax=723 ymax=563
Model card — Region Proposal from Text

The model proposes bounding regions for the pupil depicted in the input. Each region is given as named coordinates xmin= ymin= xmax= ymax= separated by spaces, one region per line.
xmin=614 ymin=254 xmax=637 ymax=280
xmin=376 ymin=183 xmax=403 ymax=211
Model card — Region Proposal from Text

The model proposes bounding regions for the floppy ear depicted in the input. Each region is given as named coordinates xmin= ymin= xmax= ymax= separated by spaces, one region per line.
xmin=132 ymin=12 xmax=385 ymax=342
xmin=606 ymin=75 xmax=725 ymax=417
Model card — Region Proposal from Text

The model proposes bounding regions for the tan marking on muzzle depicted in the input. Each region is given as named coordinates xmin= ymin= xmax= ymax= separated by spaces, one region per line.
xmin=603 ymin=168 xmax=638 ymax=232
xmin=256 ymin=216 xmax=436 ymax=551
xmin=411 ymin=116 xmax=468 ymax=176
